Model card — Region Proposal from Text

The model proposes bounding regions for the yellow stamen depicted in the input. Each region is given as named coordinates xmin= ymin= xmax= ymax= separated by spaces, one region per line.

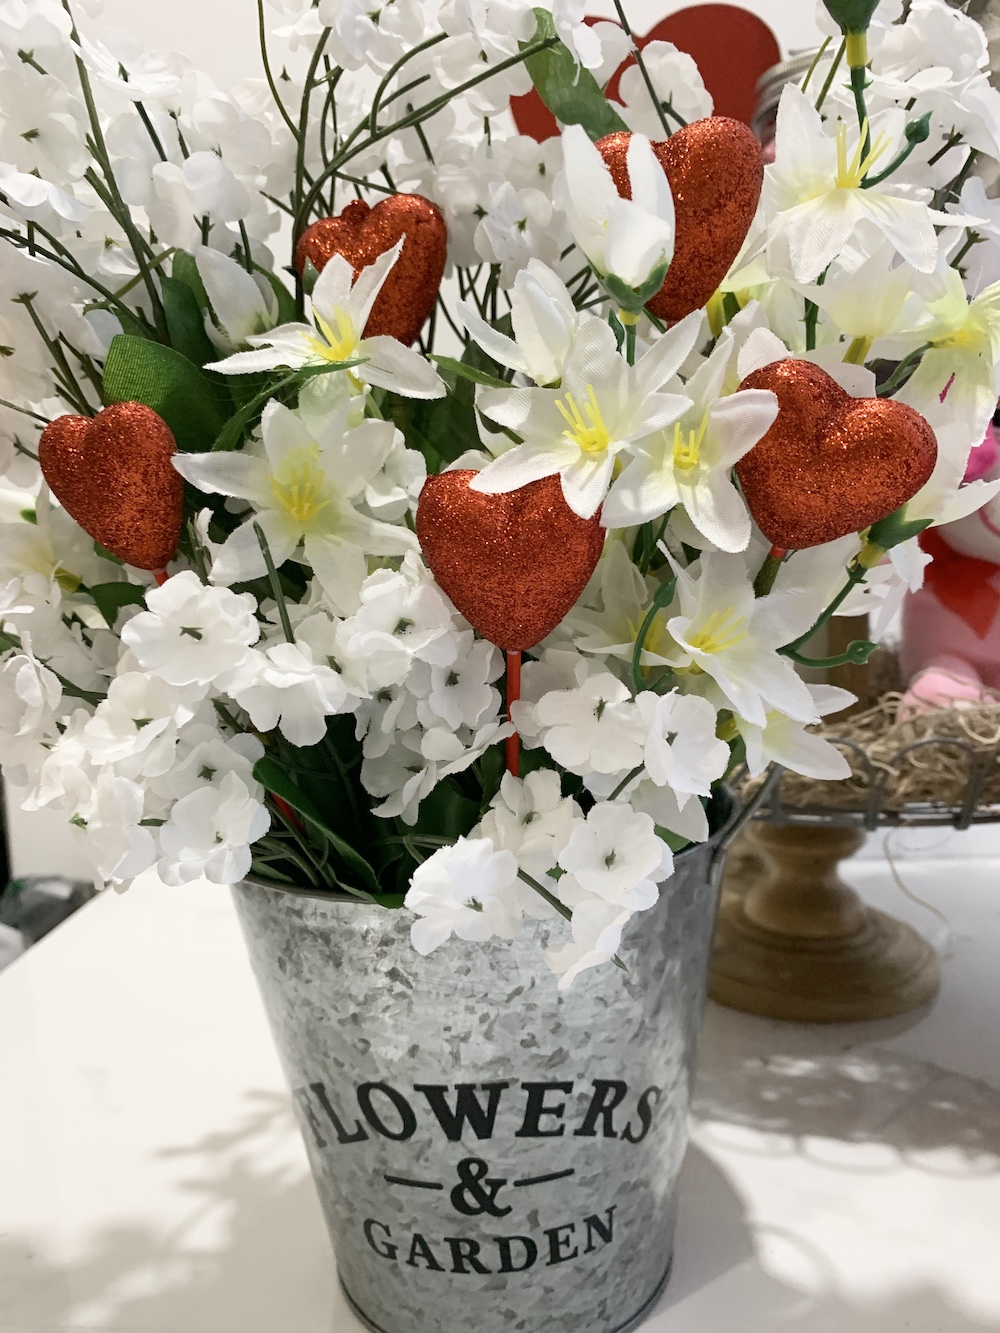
xmin=672 ymin=414 xmax=710 ymax=473
xmin=835 ymin=119 xmax=890 ymax=189
xmin=843 ymin=335 xmax=872 ymax=365
xmin=688 ymin=605 xmax=748 ymax=656
xmin=307 ymin=306 xmax=358 ymax=363
xmin=555 ymin=384 xmax=612 ymax=456
xmin=269 ymin=446 xmax=333 ymax=527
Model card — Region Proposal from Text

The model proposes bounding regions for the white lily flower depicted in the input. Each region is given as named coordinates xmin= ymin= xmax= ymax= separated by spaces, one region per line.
xmin=555 ymin=124 xmax=675 ymax=294
xmin=195 ymin=246 xmax=279 ymax=353
xmin=459 ymin=259 xmax=581 ymax=387
xmin=737 ymin=684 xmax=855 ymax=781
xmin=602 ymin=331 xmax=778 ymax=551
xmin=207 ymin=240 xmax=445 ymax=399
xmin=174 ymin=399 xmax=417 ymax=614
xmin=471 ymin=313 xmax=698 ymax=519
xmin=563 ymin=540 xmax=674 ymax=669
xmin=762 ymin=85 xmax=953 ymax=283
xmin=664 ymin=552 xmax=820 ymax=728
xmin=898 ymin=267 xmax=1000 ymax=445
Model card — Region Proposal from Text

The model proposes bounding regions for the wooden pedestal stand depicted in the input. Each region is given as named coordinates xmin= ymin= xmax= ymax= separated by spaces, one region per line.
xmin=710 ymin=616 xmax=939 ymax=1023
xmin=709 ymin=823 xmax=940 ymax=1022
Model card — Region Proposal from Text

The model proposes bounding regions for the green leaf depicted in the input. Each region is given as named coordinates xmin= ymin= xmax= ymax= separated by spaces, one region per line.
xmin=430 ymin=355 xmax=509 ymax=389
xmin=160 ymin=273 xmax=217 ymax=369
xmin=103 ymin=334 xmax=231 ymax=451
xmin=170 ymin=249 xmax=210 ymax=311
xmin=89 ymin=580 xmax=147 ymax=628
xmin=413 ymin=776 xmax=480 ymax=842
xmin=253 ymin=755 xmax=382 ymax=898
xmin=523 ymin=9 xmax=628 ymax=141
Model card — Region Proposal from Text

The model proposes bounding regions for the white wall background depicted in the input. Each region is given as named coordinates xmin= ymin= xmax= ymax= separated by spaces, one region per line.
xmin=7 ymin=0 xmax=821 ymax=876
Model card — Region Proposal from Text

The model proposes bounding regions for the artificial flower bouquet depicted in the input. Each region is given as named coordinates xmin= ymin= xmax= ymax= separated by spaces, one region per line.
xmin=1 ymin=0 xmax=999 ymax=988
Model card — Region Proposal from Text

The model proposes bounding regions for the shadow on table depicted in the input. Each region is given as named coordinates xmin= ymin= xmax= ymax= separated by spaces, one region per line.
xmin=663 ymin=1146 xmax=1000 ymax=1331
xmin=693 ymin=1005 xmax=1000 ymax=1171
xmin=0 ymin=1088 xmax=358 ymax=1333
xmin=1 ymin=1092 xmax=996 ymax=1333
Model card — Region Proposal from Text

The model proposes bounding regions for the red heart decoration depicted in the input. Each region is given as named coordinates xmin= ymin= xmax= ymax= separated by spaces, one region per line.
xmin=735 ymin=360 xmax=938 ymax=550
xmin=294 ymin=195 xmax=447 ymax=348
xmin=39 ymin=402 xmax=183 ymax=571
xmin=597 ymin=119 xmax=764 ymax=322
xmin=511 ymin=5 xmax=780 ymax=139
xmin=416 ymin=471 xmax=605 ymax=651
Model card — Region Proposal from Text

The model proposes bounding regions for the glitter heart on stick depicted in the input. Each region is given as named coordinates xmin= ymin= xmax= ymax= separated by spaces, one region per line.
xmin=597 ymin=118 xmax=764 ymax=322
xmin=415 ymin=472 xmax=605 ymax=652
xmin=295 ymin=194 xmax=447 ymax=347
xmin=39 ymin=402 xmax=184 ymax=571
xmin=735 ymin=360 xmax=938 ymax=550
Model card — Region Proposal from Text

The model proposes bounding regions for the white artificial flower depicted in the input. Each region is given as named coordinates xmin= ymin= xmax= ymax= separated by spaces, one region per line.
xmin=602 ymin=330 xmax=778 ymax=550
xmin=336 ymin=554 xmax=461 ymax=693
xmin=478 ymin=769 xmax=583 ymax=881
xmin=737 ymin=683 xmax=854 ymax=780
xmin=555 ymin=125 xmax=676 ymax=294
xmin=472 ymin=313 xmax=697 ymax=519
xmin=174 ymin=400 xmax=417 ymax=613
xmin=899 ymin=268 xmax=1000 ymax=445
xmin=618 ymin=41 xmax=713 ymax=135
xmin=158 ymin=770 xmax=271 ymax=886
xmin=460 ymin=259 xmax=582 ymax=388
xmin=520 ymin=671 xmax=646 ymax=775
xmin=762 ymin=85 xmax=954 ymax=283
xmin=195 ymin=246 xmax=279 ymax=352
xmin=0 ymin=165 xmax=87 ymax=226
xmin=121 ymin=572 xmax=259 ymax=690
xmin=405 ymin=837 xmax=522 ymax=953
xmin=232 ymin=640 xmax=355 ymax=747
xmin=79 ymin=773 xmax=157 ymax=885
xmin=546 ymin=893 xmax=634 ymax=990
xmin=557 ymin=802 xmax=670 ymax=908
xmin=148 ymin=153 xmax=251 ymax=247
xmin=562 ymin=540 xmax=673 ymax=669
xmin=0 ymin=638 xmax=61 ymax=742
xmin=474 ymin=181 xmax=558 ymax=283
xmin=663 ymin=552 xmax=820 ymax=728
xmin=417 ymin=632 xmax=503 ymax=729
xmin=207 ymin=241 xmax=445 ymax=399
xmin=83 ymin=674 xmax=197 ymax=775
xmin=634 ymin=690 xmax=728 ymax=801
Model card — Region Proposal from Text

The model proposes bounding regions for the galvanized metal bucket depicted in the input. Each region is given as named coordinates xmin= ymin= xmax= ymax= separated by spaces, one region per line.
xmin=232 ymin=793 xmax=737 ymax=1333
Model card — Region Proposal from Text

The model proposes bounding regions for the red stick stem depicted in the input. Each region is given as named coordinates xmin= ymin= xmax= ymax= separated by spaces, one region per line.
xmin=505 ymin=649 xmax=522 ymax=778
xmin=152 ymin=568 xmax=169 ymax=586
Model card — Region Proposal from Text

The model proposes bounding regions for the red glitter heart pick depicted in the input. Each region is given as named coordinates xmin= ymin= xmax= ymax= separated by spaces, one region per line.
xmin=294 ymin=194 xmax=447 ymax=347
xmin=415 ymin=472 xmax=605 ymax=651
xmin=735 ymin=360 xmax=938 ymax=550
xmin=39 ymin=402 xmax=183 ymax=571
xmin=597 ymin=119 xmax=764 ymax=323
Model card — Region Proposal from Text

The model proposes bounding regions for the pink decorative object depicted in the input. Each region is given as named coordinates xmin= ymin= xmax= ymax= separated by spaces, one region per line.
xmin=900 ymin=431 xmax=1000 ymax=710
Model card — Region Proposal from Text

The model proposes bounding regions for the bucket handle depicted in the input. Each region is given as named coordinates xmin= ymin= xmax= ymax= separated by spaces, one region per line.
xmin=710 ymin=765 xmax=783 ymax=872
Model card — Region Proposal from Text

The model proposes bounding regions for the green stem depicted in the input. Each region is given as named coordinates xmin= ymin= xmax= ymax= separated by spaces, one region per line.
xmin=253 ymin=521 xmax=296 ymax=643
xmin=293 ymin=26 xmax=331 ymax=225
xmin=800 ymin=35 xmax=832 ymax=92
xmin=815 ymin=38 xmax=846 ymax=112
xmin=630 ymin=577 xmax=676 ymax=694
xmin=368 ymin=31 xmax=449 ymax=137
xmin=851 ymin=64 xmax=870 ymax=161
xmin=876 ymin=342 xmax=931 ymax=398
xmin=0 ymin=397 xmax=50 ymax=425
xmin=612 ymin=0 xmax=674 ymax=137
xmin=952 ymin=230 xmax=983 ymax=271
xmin=609 ymin=764 xmax=645 ymax=801
xmin=518 ymin=870 xmax=572 ymax=922
xmin=779 ymin=562 xmax=868 ymax=656
xmin=256 ymin=0 xmax=300 ymax=141
xmin=293 ymin=34 xmax=558 ymax=242
xmin=753 ymin=548 xmax=784 ymax=598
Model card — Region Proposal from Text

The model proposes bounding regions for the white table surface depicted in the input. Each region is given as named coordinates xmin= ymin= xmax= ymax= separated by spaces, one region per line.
xmin=2 ymin=839 xmax=999 ymax=1333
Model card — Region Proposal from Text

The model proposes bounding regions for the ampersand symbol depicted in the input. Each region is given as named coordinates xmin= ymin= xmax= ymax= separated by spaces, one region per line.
xmin=449 ymin=1157 xmax=512 ymax=1217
